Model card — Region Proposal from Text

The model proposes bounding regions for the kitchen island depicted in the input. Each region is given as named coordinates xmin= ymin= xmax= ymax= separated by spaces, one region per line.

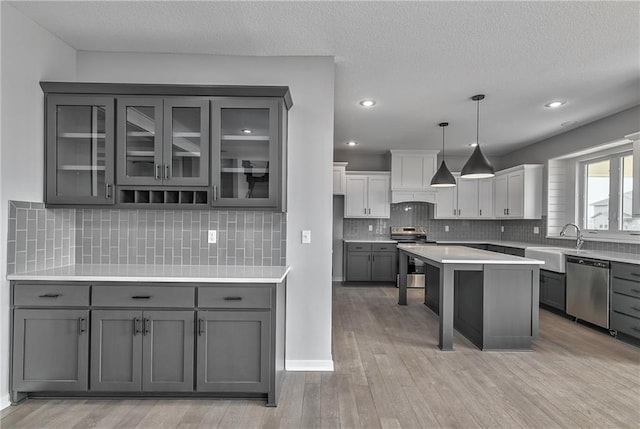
xmin=8 ymin=264 xmax=290 ymax=406
xmin=397 ymin=245 xmax=543 ymax=351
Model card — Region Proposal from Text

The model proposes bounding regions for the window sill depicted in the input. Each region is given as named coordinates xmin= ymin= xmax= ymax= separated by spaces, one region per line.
xmin=546 ymin=234 xmax=640 ymax=245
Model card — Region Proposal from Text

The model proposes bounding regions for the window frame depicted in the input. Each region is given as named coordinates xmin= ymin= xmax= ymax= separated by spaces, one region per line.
xmin=577 ymin=147 xmax=637 ymax=239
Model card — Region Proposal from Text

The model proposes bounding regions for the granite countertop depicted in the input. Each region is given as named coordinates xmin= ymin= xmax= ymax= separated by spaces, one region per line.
xmin=344 ymin=238 xmax=398 ymax=244
xmin=398 ymin=244 xmax=545 ymax=265
xmin=7 ymin=264 xmax=292 ymax=283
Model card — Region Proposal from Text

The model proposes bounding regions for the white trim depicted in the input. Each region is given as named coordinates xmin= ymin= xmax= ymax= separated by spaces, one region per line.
xmin=286 ymin=359 xmax=335 ymax=371
xmin=0 ymin=394 xmax=10 ymax=411
xmin=332 ymin=276 xmax=343 ymax=282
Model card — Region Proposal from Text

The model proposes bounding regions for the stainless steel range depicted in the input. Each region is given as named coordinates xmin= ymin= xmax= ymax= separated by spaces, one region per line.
xmin=390 ymin=227 xmax=435 ymax=288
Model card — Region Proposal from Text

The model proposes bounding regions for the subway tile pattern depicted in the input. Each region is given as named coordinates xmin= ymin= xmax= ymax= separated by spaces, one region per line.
xmin=6 ymin=201 xmax=76 ymax=274
xmin=75 ymin=209 xmax=287 ymax=266
xmin=6 ymin=201 xmax=287 ymax=274
xmin=501 ymin=217 xmax=640 ymax=255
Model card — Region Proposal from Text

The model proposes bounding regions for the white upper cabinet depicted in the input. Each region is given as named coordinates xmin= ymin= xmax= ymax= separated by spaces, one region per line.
xmin=333 ymin=162 xmax=348 ymax=195
xmin=390 ymin=150 xmax=438 ymax=203
xmin=434 ymin=173 xmax=494 ymax=219
xmin=345 ymin=172 xmax=390 ymax=218
xmin=494 ymin=164 xmax=543 ymax=219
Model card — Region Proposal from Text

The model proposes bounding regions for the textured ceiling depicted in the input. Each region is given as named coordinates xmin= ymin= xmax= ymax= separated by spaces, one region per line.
xmin=10 ymin=1 xmax=640 ymax=156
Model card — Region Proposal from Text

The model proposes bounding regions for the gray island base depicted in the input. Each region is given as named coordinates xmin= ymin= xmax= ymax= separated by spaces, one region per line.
xmin=8 ymin=265 xmax=290 ymax=407
xmin=398 ymin=245 xmax=543 ymax=351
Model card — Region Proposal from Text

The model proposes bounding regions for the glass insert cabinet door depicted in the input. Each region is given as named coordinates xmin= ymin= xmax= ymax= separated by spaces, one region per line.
xmin=117 ymin=97 xmax=209 ymax=186
xmin=46 ymin=95 xmax=115 ymax=205
xmin=211 ymin=99 xmax=280 ymax=208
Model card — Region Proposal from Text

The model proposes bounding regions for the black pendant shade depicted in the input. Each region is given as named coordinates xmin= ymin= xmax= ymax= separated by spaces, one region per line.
xmin=430 ymin=122 xmax=456 ymax=187
xmin=461 ymin=94 xmax=495 ymax=179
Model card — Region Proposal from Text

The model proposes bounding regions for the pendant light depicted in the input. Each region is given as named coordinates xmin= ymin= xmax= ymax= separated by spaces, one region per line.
xmin=460 ymin=94 xmax=495 ymax=179
xmin=430 ymin=122 xmax=456 ymax=187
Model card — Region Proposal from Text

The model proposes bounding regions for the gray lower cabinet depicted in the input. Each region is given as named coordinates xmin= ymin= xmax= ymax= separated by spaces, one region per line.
xmin=12 ymin=309 xmax=89 ymax=392
xmin=611 ymin=262 xmax=640 ymax=340
xmin=91 ymin=309 xmax=194 ymax=392
xmin=345 ymin=242 xmax=397 ymax=282
xmin=539 ymin=270 xmax=566 ymax=311
xmin=197 ymin=310 xmax=270 ymax=393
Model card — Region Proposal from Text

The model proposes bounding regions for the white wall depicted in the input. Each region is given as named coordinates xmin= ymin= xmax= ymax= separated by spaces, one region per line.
xmin=76 ymin=52 xmax=336 ymax=370
xmin=0 ymin=3 xmax=77 ymax=408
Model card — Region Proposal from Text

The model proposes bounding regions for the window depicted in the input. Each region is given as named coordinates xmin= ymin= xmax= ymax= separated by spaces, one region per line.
xmin=580 ymin=151 xmax=639 ymax=235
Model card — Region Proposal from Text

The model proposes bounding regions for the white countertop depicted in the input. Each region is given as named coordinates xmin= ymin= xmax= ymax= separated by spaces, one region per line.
xmin=344 ymin=239 xmax=398 ymax=244
xmin=398 ymin=244 xmax=545 ymax=265
xmin=436 ymin=240 xmax=639 ymax=265
xmin=7 ymin=264 xmax=292 ymax=283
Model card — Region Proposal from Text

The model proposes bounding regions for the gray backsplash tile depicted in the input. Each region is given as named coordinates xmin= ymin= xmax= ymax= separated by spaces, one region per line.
xmin=343 ymin=201 xmax=639 ymax=255
xmin=7 ymin=201 xmax=287 ymax=273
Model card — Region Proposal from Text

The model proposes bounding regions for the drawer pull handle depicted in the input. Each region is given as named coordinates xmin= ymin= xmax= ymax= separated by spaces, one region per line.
xmin=131 ymin=296 xmax=151 ymax=300
xmin=198 ymin=318 xmax=204 ymax=336
xmin=78 ymin=317 xmax=86 ymax=334
xmin=224 ymin=296 xmax=243 ymax=301
xmin=133 ymin=318 xmax=142 ymax=335
xmin=39 ymin=293 xmax=60 ymax=298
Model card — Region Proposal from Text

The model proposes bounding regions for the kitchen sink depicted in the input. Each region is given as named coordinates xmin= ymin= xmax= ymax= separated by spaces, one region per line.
xmin=524 ymin=247 xmax=570 ymax=273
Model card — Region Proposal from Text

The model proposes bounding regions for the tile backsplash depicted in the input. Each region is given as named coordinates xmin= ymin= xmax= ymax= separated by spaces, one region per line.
xmin=343 ymin=201 xmax=640 ymax=255
xmin=7 ymin=201 xmax=287 ymax=274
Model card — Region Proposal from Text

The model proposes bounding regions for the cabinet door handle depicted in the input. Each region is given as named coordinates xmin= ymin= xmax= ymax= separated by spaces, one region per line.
xmin=78 ymin=317 xmax=86 ymax=334
xmin=453 ymin=209 xmax=456 ymax=216
xmin=224 ymin=296 xmax=243 ymax=301
xmin=507 ymin=208 xmax=510 ymax=215
xmin=364 ymin=208 xmax=367 ymax=215
xmin=133 ymin=318 xmax=141 ymax=335
xmin=479 ymin=209 xmax=482 ymax=216
xmin=39 ymin=293 xmax=60 ymax=298
xmin=143 ymin=318 xmax=150 ymax=335
xmin=372 ymin=254 xmax=375 ymax=262
xmin=105 ymin=183 xmax=112 ymax=199
xmin=368 ymin=208 xmax=371 ymax=215
xmin=131 ymin=295 xmax=151 ymax=300
xmin=155 ymin=164 xmax=161 ymax=180
xmin=213 ymin=185 xmax=218 ymax=201
xmin=198 ymin=318 xmax=204 ymax=336
xmin=164 ymin=164 xmax=170 ymax=180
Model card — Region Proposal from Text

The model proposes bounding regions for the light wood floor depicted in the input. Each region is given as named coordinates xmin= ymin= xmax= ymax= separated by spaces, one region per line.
xmin=2 ymin=284 xmax=639 ymax=428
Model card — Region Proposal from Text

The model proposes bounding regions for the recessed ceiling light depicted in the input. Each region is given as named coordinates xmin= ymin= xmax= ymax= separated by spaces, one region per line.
xmin=359 ymin=99 xmax=376 ymax=108
xmin=545 ymin=100 xmax=566 ymax=108
xmin=241 ymin=128 xmax=253 ymax=134
xmin=346 ymin=141 xmax=358 ymax=146
xmin=469 ymin=142 xmax=478 ymax=147
xmin=561 ymin=121 xmax=578 ymax=127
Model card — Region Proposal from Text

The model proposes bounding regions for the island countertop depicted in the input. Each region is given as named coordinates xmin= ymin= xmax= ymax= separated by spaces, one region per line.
xmin=397 ymin=244 xmax=545 ymax=265
xmin=7 ymin=264 xmax=291 ymax=283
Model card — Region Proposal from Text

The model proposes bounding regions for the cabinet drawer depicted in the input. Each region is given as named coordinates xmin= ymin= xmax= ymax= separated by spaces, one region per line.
xmin=611 ymin=262 xmax=640 ymax=283
xmin=92 ymin=285 xmax=195 ymax=308
xmin=611 ymin=311 xmax=640 ymax=339
xmin=372 ymin=243 xmax=396 ymax=252
xmin=611 ymin=293 xmax=640 ymax=319
xmin=346 ymin=243 xmax=372 ymax=252
xmin=199 ymin=286 xmax=272 ymax=309
xmin=14 ymin=284 xmax=90 ymax=307
xmin=611 ymin=277 xmax=640 ymax=298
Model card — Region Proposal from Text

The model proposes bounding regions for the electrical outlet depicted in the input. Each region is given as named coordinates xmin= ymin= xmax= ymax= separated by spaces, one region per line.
xmin=444 ymin=225 xmax=449 ymax=232
xmin=302 ymin=230 xmax=311 ymax=244
xmin=533 ymin=226 xmax=540 ymax=234
xmin=501 ymin=226 xmax=505 ymax=233
xmin=207 ymin=230 xmax=217 ymax=244
xmin=368 ymin=224 xmax=373 ymax=232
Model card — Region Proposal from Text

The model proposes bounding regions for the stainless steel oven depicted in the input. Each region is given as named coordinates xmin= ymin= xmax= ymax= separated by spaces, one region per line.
xmin=391 ymin=226 xmax=435 ymax=288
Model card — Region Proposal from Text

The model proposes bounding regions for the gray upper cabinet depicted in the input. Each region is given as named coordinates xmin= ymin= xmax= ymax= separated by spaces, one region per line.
xmin=45 ymin=95 xmax=115 ymax=205
xmin=117 ymin=97 xmax=209 ymax=186
xmin=196 ymin=310 xmax=270 ymax=393
xmin=13 ymin=309 xmax=89 ymax=392
xmin=211 ymin=99 xmax=283 ymax=209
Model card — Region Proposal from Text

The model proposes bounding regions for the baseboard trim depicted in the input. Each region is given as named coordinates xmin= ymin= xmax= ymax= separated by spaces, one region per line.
xmin=0 ymin=394 xmax=10 ymax=410
xmin=286 ymin=360 xmax=335 ymax=371
xmin=332 ymin=276 xmax=343 ymax=282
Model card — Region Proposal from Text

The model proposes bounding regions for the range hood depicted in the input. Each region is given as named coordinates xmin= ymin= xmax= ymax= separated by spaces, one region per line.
xmin=391 ymin=191 xmax=437 ymax=204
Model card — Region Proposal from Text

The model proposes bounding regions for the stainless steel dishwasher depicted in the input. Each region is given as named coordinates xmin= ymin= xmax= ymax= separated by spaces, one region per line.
xmin=566 ymin=256 xmax=611 ymax=329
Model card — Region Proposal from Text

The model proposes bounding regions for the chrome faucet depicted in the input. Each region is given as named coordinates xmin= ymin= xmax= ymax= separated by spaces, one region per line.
xmin=560 ymin=223 xmax=584 ymax=250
